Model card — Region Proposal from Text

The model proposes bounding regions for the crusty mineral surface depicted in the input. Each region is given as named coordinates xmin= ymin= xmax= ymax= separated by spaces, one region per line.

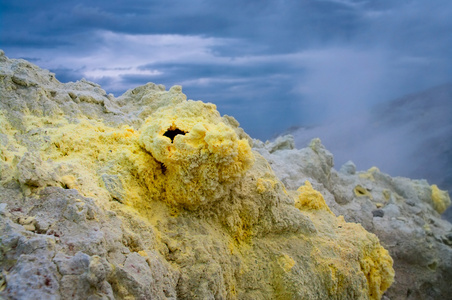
xmin=255 ymin=135 xmax=452 ymax=299
xmin=5 ymin=49 xmax=446 ymax=299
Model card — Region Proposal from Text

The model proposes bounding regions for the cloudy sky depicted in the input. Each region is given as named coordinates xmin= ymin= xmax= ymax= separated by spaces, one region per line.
xmin=1 ymin=0 xmax=452 ymax=140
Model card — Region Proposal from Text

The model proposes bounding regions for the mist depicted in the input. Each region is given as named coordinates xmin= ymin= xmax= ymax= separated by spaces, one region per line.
xmin=288 ymin=83 xmax=452 ymax=219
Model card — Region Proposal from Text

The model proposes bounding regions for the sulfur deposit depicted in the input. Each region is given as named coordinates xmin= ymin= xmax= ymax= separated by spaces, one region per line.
xmin=139 ymin=100 xmax=255 ymax=209
xmin=255 ymin=135 xmax=452 ymax=299
xmin=0 ymin=51 xmax=405 ymax=299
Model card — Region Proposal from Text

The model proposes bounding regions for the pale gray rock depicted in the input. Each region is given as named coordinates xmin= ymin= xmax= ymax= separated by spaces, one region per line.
xmin=101 ymin=174 xmax=126 ymax=203
xmin=4 ymin=255 xmax=60 ymax=300
xmin=17 ymin=152 xmax=61 ymax=189
xmin=0 ymin=183 xmax=179 ymax=299
xmin=258 ymin=134 xmax=452 ymax=300
xmin=254 ymin=134 xmax=295 ymax=153
xmin=254 ymin=138 xmax=333 ymax=192
xmin=340 ymin=160 xmax=356 ymax=175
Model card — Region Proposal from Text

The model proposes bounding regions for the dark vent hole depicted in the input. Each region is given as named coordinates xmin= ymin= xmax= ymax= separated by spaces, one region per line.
xmin=159 ymin=162 xmax=167 ymax=175
xmin=163 ymin=128 xmax=186 ymax=142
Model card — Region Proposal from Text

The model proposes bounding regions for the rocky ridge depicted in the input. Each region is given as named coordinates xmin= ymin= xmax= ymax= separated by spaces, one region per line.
xmin=255 ymin=135 xmax=452 ymax=299
xmin=0 ymin=51 xmax=449 ymax=299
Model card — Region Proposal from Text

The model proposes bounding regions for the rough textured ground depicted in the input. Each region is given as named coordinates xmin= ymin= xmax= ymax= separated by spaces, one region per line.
xmin=255 ymin=135 xmax=452 ymax=300
xmin=0 ymin=50 xmax=448 ymax=299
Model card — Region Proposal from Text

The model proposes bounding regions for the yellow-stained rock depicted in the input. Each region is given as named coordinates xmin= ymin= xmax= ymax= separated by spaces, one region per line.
xmin=139 ymin=100 xmax=255 ymax=209
xmin=19 ymin=97 xmax=394 ymax=298
xmin=2 ymin=95 xmax=395 ymax=299
xmin=295 ymin=180 xmax=332 ymax=212
xmin=296 ymin=186 xmax=394 ymax=300
xmin=359 ymin=167 xmax=380 ymax=181
xmin=0 ymin=53 xmax=396 ymax=299
xmin=431 ymin=184 xmax=451 ymax=214
xmin=354 ymin=185 xmax=374 ymax=199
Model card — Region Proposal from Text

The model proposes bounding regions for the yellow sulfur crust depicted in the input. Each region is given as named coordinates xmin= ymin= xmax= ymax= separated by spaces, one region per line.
xmin=2 ymin=91 xmax=395 ymax=299
xmin=295 ymin=182 xmax=394 ymax=299
xmin=295 ymin=180 xmax=332 ymax=212
xmin=431 ymin=184 xmax=451 ymax=214
xmin=139 ymin=100 xmax=255 ymax=209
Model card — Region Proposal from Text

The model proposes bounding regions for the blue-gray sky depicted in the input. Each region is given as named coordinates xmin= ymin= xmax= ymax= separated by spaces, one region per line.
xmin=1 ymin=0 xmax=452 ymax=139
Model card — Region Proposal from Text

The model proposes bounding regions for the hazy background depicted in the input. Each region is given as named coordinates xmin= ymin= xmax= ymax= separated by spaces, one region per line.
xmin=1 ymin=0 xmax=451 ymax=215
